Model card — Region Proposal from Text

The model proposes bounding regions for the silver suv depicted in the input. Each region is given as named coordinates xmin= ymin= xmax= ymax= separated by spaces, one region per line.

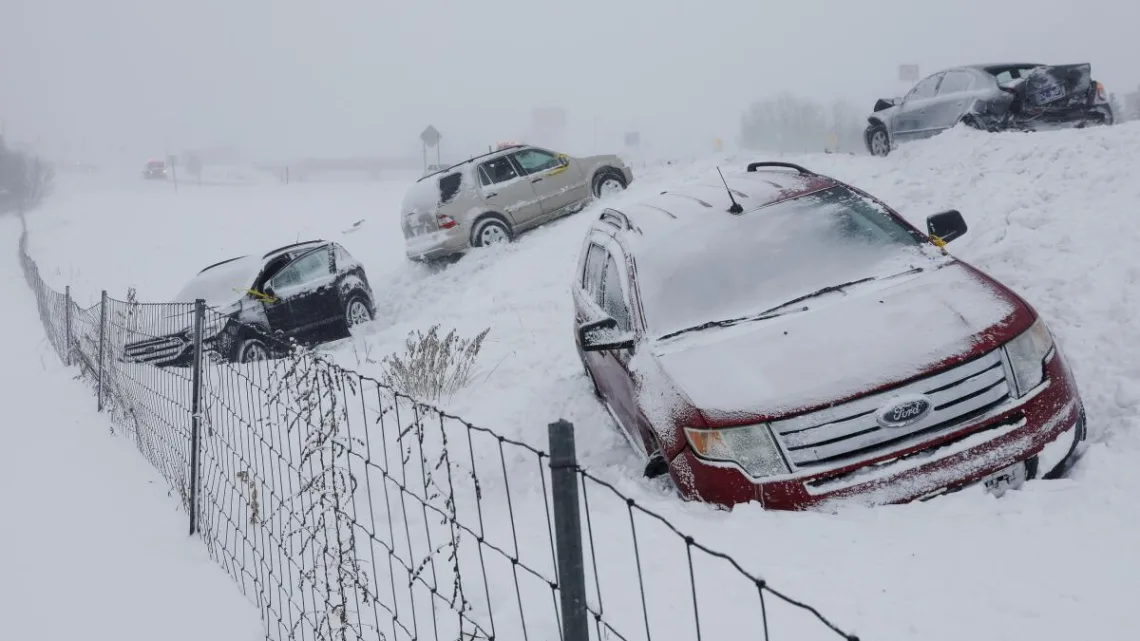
xmin=401 ymin=144 xmax=633 ymax=260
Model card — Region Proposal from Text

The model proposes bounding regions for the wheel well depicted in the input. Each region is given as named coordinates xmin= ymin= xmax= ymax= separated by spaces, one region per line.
xmin=592 ymin=166 xmax=624 ymax=185
xmin=344 ymin=289 xmax=372 ymax=311
xmin=470 ymin=211 xmax=512 ymax=242
xmin=866 ymin=117 xmax=886 ymax=131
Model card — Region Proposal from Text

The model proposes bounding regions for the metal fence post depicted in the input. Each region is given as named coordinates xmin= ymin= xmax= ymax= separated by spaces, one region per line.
xmin=548 ymin=419 xmax=589 ymax=641
xmin=189 ymin=299 xmax=205 ymax=536
xmin=97 ymin=290 xmax=108 ymax=412
xmin=64 ymin=285 xmax=72 ymax=366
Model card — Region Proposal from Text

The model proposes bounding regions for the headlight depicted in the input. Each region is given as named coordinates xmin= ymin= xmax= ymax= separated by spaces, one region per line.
xmin=1004 ymin=318 xmax=1054 ymax=397
xmin=683 ymin=424 xmax=789 ymax=478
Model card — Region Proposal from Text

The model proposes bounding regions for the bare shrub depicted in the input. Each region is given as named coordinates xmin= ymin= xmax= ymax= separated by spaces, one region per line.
xmin=381 ymin=324 xmax=490 ymax=402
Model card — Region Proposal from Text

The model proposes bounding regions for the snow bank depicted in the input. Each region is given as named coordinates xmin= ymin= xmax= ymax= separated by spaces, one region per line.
xmin=20 ymin=123 xmax=1140 ymax=640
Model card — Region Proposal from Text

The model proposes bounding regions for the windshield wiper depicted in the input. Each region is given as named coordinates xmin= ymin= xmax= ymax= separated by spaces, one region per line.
xmin=657 ymin=305 xmax=809 ymax=341
xmin=657 ymin=274 xmax=902 ymax=342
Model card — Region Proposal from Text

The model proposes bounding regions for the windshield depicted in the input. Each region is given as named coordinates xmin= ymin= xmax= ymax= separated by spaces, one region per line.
xmin=636 ymin=185 xmax=926 ymax=339
xmin=174 ymin=255 xmax=263 ymax=305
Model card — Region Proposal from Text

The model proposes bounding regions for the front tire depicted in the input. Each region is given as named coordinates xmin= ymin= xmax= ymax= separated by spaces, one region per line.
xmin=232 ymin=336 xmax=271 ymax=364
xmin=866 ymin=124 xmax=891 ymax=157
xmin=471 ymin=217 xmax=512 ymax=247
xmin=344 ymin=294 xmax=373 ymax=329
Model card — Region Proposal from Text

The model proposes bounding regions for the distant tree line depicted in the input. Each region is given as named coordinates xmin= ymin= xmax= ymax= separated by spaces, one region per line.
xmin=739 ymin=93 xmax=869 ymax=155
xmin=0 ymin=136 xmax=54 ymax=214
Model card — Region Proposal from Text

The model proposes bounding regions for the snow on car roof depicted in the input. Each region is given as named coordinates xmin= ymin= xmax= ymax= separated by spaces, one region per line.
xmin=614 ymin=167 xmax=838 ymax=239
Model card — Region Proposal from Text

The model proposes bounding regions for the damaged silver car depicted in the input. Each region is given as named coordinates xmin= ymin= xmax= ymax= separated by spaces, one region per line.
xmin=866 ymin=63 xmax=1114 ymax=156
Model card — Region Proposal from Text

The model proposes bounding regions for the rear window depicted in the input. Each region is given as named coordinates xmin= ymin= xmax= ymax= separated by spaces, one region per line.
xmin=635 ymin=186 xmax=925 ymax=340
xmin=988 ymin=66 xmax=1040 ymax=84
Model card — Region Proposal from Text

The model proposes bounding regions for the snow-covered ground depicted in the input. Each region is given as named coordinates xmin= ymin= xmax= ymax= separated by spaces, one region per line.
xmin=20 ymin=123 xmax=1140 ymax=639
xmin=0 ymin=215 xmax=263 ymax=641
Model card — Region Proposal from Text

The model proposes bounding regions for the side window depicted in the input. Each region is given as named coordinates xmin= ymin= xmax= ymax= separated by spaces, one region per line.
xmin=270 ymin=249 xmax=331 ymax=290
xmin=582 ymin=244 xmax=606 ymax=304
xmin=511 ymin=148 xmax=562 ymax=175
xmin=600 ymin=254 xmax=631 ymax=331
xmin=478 ymin=157 xmax=519 ymax=186
xmin=908 ymin=74 xmax=942 ymax=100
xmin=938 ymin=71 xmax=973 ymax=95
xmin=439 ymin=172 xmax=462 ymax=203
xmin=333 ymin=246 xmax=356 ymax=272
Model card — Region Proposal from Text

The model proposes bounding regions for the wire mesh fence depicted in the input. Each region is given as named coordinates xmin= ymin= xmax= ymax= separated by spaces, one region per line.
xmin=16 ymin=216 xmax=862 ymax=641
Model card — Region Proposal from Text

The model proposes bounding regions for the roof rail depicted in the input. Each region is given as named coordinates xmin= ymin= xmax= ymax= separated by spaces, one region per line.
xmin=262 ymin=239 xmax=325 ymax=259
xmin=416 ymin=145 xmax=526 ymax=182
xmin=746 ymin=161 xmax=816 ymax=175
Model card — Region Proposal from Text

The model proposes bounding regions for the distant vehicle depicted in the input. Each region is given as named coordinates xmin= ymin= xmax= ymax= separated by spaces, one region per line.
xmin=123 ymin=240 xmax=375 ymax=365
xmin=573 ymin=161 xmax=1085 ymax=510
xmin=401 ymin=144 xmax=633 ymax=261
xmin=143 ymin=159 xmax=168 ymax=180
xmin=866 ymin=63 xmax=1115 ymax=156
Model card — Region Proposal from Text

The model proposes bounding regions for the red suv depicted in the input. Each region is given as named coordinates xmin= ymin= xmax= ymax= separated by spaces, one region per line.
xmin=572 ymin=161 xmax=1085 ymax=510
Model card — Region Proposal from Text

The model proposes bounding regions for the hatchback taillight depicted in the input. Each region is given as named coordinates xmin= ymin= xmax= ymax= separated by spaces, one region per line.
xmin=437 ymin=214 xmax=458 ymax=230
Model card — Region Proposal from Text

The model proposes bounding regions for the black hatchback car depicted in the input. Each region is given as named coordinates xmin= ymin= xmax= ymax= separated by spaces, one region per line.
xmin=123 ymin=240 xmax=376 ymax=365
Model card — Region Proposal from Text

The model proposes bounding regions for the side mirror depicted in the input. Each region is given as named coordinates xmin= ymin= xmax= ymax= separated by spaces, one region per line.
xmin=578 ymin=317 xmax=635 ymax=352
xmin=260 ymin=285 xmax=277 ymax=302
xmin=926 ymin=210 xmax=968 ymax=245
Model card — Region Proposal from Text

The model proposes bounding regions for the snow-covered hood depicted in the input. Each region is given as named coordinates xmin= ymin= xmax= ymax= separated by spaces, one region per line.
xmin=651 ymin=261 xmax=1022 ymax=420
xmin=173 ymin=256 xmax=262 ymax=307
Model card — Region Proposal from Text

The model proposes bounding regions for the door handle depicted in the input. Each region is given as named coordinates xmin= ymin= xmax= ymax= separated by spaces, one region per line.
xmin=486 ymin=192 xmax=498 ymax=198
xmin=531 ymin=177 xmax=543 ymax=183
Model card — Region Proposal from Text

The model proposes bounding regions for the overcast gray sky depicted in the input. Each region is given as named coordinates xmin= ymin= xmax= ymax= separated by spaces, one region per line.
xmin=2 ymin=0 xmax=1137 ymax=162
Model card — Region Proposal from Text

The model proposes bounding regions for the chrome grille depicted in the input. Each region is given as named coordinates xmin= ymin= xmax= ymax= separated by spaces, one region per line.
xmin=123 ymin=335 xmax=189 ymax=365
xmin=770 ymin=350 xmax=1011 ymax=468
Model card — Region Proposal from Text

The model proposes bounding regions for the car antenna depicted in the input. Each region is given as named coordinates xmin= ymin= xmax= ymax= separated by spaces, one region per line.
xmin=717 ymin=166 xmax=743 ymax=214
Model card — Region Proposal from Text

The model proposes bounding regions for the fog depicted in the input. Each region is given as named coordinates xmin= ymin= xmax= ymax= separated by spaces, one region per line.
xmin=2 ymin=0 xmax=1137 ymax=162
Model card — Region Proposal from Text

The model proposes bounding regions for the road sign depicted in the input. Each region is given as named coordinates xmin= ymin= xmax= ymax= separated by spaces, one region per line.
xmin=420 ymin=125 xmax=442 ymax=148
xmin=898 ymin=64 xmax=920 ymax=83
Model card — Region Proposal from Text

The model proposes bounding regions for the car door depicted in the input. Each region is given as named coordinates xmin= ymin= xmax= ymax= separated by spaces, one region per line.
xmin=510 ymin=147 xmax=590 ymax=218
xmin=263 ymin=247 xmax=339 ymax=343
xmin=930 ymin=69 xmax=979 ymax=129
xmin=593 ymin=245 xmax=644 ymax=449
xmin=891 ymin=73 xmax=944 ymax=142
xmin=476 ymin=156 xmax=544 ymax=229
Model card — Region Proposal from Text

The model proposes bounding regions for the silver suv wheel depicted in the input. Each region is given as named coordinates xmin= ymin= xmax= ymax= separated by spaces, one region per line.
xmin=473 ymin=218 xmax=511 ymax=247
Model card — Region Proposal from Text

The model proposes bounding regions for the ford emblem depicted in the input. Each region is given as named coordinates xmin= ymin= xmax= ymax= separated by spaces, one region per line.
xmin=875 ymin=394 xmax=933 ymax=429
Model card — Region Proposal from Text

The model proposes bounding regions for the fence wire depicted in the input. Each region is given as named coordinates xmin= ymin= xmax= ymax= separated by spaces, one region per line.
xmin=15 ymin=216 xmax=861 ymax=641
